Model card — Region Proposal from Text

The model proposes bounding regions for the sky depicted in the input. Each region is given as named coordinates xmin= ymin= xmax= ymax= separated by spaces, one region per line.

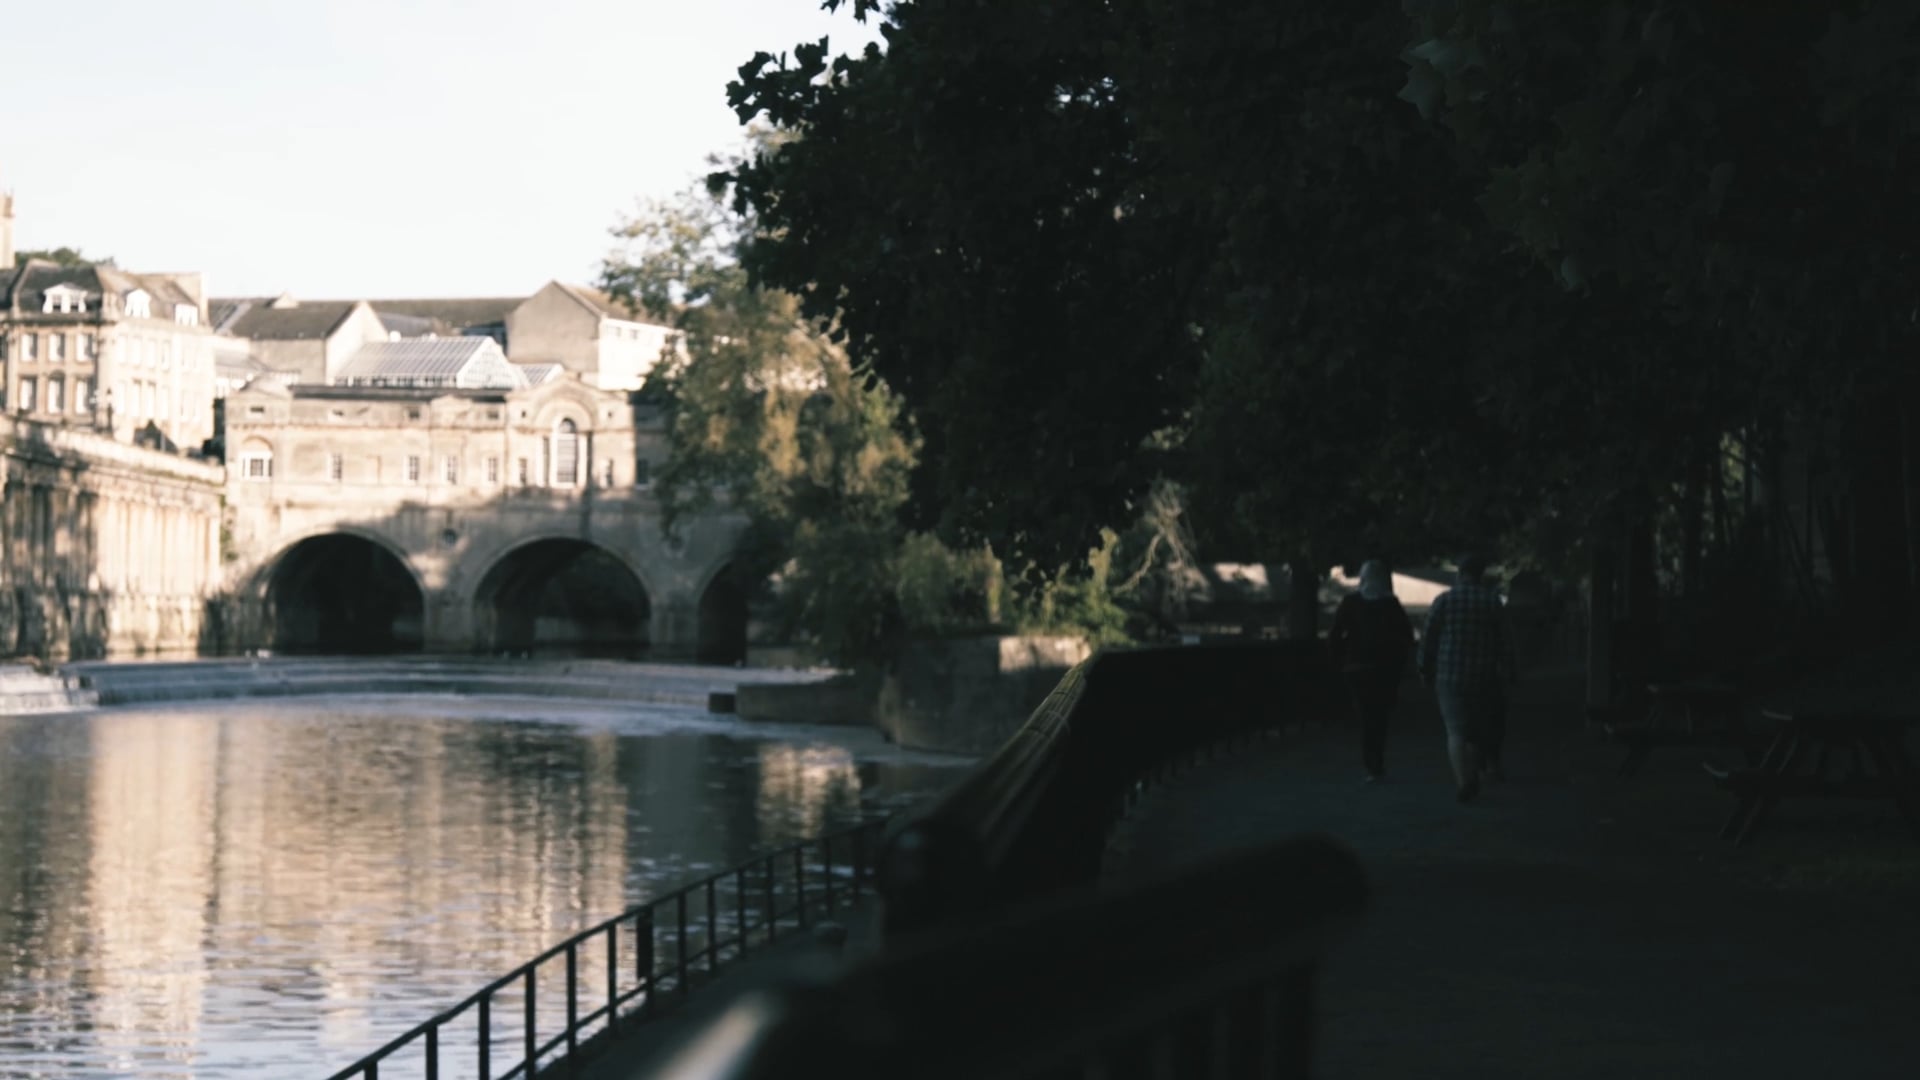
xmin=0 ymin=0 xmax=880 ymax=300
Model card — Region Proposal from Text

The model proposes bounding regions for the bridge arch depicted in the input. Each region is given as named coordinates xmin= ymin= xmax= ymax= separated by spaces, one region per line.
xmin=695 ymin=560 xmax=752 ymax=666
xmin=471 ymin=538 xmax=652 ymax=658
xmin=262 ymin=530 xmax=425 ymax=654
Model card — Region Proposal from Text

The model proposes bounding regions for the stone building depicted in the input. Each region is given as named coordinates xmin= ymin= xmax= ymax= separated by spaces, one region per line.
xmin=0 ymin=189 xmax=218 ymax=452
xmin=210 ymin=296 xmax=390 ymax=386
xmin=503 ymin=281 xmax=673 ymax=390
xmin=0 ymin=413 xmax=224 ymax=659
xmin=212 ymin=283 xmax=670 ymax=393
xmin=215 ymin=367 xmax=752 ymax=661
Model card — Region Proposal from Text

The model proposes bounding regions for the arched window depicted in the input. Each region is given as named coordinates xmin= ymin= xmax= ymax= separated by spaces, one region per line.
xmin=552 ymin=418 xmax=580 ymax=486
xmin=237 ymin=437 xmax=274 ymax=481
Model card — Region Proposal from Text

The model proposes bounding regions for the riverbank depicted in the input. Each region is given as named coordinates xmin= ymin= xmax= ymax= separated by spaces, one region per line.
xmin=50 ymin=656 xmax=838 ymax=711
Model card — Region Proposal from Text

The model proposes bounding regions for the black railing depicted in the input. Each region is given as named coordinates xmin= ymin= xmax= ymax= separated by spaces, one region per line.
xmin=323 ymin=818 xmax=886 ymax=1080
xmin=645 ymin=833 xmax=1368 ymax=1080
xmin=879 ymin=640 xmax=1343 ymax=935
xmin=639 ymin=643 xmax=1362 ymax=1080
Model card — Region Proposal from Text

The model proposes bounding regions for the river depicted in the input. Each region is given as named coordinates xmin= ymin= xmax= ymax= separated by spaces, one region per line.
xmin=0 ymin=694 xmax=970 ymax=1079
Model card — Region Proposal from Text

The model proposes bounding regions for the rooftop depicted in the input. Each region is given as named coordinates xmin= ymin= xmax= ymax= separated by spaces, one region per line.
xmin=334 ymin=337 xmax=525 ymax=389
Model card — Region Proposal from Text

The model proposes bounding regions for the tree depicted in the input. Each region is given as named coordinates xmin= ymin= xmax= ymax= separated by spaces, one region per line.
xmin=1399 ymin=0 xmax=1920 ymax=637
xmin=722 ymin=0 xmax=1625 ymax=598
xmin=723 ymin=3 xmax=1204 ymax=576
xmin=602 ymin=172 xmax=921 ymax=669
xmin=14 ymin=247 xmax=114 ymax=269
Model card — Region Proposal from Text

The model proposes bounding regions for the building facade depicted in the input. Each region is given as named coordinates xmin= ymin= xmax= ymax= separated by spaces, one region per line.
xmin=1 ymin=262 xmax=218 ymax=452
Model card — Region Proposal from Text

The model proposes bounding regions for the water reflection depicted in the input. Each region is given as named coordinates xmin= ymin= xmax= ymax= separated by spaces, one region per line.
xmin=0 ymin=698 xmax=968 ymax=1079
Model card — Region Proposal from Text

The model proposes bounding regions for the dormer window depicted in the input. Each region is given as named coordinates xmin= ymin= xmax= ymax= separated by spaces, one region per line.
xmin=174 ymin=304 xmax=199 ymax=327
xmin=42 ymin=284 xmax=88 ymax=315
xmin=125 ymin=290 xmax=152 ymax=319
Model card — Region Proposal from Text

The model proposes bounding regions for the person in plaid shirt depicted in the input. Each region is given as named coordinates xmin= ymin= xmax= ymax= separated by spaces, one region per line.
xmin=1418 ymin=553 xmax=1518 ymax=803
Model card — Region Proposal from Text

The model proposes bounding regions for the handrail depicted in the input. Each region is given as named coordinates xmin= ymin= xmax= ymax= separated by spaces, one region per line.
xmin=880 ymin=640 xmax=1340 ymax=934
xmin=323 ymin=817 xmax=887 ymax=1080
xmin=647 ymin=833 xmax=1369 ymax=1080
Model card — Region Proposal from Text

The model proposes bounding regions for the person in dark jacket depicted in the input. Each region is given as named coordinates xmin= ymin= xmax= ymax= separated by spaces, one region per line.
xmin=1328 ymin=560 xmax=1415 ymax=782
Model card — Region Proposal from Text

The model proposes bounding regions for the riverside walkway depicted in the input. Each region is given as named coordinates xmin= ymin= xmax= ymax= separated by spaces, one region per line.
xmin=1105 ymin=665 xmax=1920 ymax=1079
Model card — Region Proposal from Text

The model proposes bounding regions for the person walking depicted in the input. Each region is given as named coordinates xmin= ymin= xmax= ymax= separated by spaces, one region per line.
xmin=1417 ymin=554 xmax=1518 ymax=803
xmin=1329 ymin=560 xmax=1415 ymax=783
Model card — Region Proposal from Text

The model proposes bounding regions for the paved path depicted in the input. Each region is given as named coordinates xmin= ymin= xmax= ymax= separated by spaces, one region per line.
xmin=1108 ymin=668 xmax=1920 ymax=1079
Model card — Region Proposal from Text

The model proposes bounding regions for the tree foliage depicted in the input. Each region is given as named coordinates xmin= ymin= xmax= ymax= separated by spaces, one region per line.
xmin=14 ymin=247 xmax=113 ymax=269
xmin=602 ymin=174 xmax=921 ymax=668
xmin=718 ymin=1 xmax=1920 ymax=636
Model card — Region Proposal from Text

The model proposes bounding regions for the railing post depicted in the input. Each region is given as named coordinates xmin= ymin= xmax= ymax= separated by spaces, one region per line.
xmin=706 ymin=879 xmax=719 ymax=976
xmin=763 ymin=858 xmax=776 ymax=946
xmin=637 ymin=908 xmax=657 ymax=1017
xmin=735 ymin=868 xmax=749 ymax=957
xmin=794 ymin=848 xmax=809 ymax=928
xmin=606 ymin=923 xmax=619 ymax=1037
xmin=852 ymin=824 xmax=868 ymax=896
xmin=823 ymin=836 xmax=836 ymax=915
xmin=523 ymin=967 xmax=537 ymax=1078
xmin=478 ymin=994 xmax=490 ymax=1080
xmin=676 ymin=892 xmax=690 ymax=999
xmin=425 ymin=1024 xmax=438 ymax=1080
xmin=565 ymin=941 xmax=579 ymax=1060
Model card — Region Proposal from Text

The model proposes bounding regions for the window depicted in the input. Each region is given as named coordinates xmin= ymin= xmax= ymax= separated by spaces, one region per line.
xmin=485 ymin=456 xmax=499 ymax=484
xmin=516 ymin=457 xmax=530 ymax=486
xmin=74 ymin=379 xmax=90 ymax=414
xmin=160 ymin=342 xmax=172 ymax=369
xmin=125 ymin=290 xmax=151 ymax=319
xmin=82 ymin=333 xmax=96 ymax=360
xmin=240 ymin=454 xmax=272 ymax=479
xmin=444 ymin=455 xmax=458 ymax=483
xmin=247 ymin=405 xmax=266 ymax=417
xmin=634 ymin=458 xmax=651 ymax=488
xmin=174 ymin=303 xmax=199 ymax=326
xmin=49 ymin=334 xmax=65 ymax=362
xmin=406 ymin=455 xmax=421 ymax=483
xmin=552 ymin=418 xmax=580 ymax=486
xmin=328 ymin=453 xmax=344 ymax=481
xmin=42 ymin=285 xmax=86 ymax=314
xmin=405 ymin=408 xmax=421 ymax=421
xmin=46 ymin=379 xmax=63 ymax=414
xmin=18 ymin=378 xmax=35 ymax=412
xmin=599 ymin=459 xmax=614 ymax=487
xmin=22 ymin=333 xmax=37 ymax=361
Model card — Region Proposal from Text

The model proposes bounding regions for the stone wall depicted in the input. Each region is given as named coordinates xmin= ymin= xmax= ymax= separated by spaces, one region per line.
xmin=735 ymin=673 xmax=875 ymax=727
xmin=0 ymin=415 xmax=224 ymax=660
xmin=876 ymin=635 xmax=1092 ymax=754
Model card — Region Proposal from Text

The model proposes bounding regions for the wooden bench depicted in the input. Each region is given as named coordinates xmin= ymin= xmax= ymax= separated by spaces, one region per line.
xmin=1706 ymin=708 xmax=1920 ymax=847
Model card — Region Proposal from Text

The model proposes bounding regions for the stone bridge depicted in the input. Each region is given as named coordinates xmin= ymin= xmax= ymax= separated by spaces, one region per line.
xmin=219 ymin=485 xmax=753 ymax=662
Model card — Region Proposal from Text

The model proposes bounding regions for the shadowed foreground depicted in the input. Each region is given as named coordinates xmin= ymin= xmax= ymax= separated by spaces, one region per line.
xmin=1106 ymin=667 xmax=1920 ymax=1079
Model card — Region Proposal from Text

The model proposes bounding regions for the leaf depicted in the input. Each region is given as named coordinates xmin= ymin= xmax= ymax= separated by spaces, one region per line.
xmin=1398 ymin=60 xmax=1445 ymax=121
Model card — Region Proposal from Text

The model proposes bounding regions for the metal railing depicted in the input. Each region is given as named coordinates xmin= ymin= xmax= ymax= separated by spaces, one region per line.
xmin=646 ymin=833 xmax=1369 ymax=1080
xmin=323 ymin=817 xmax=886 ymax=1080
xmin=879 ymin=640 xmax=1344 ymax=935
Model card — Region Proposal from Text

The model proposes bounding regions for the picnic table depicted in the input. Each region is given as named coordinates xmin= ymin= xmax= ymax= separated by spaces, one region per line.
xmin=1704 ymin=703 xmax=1920 ymax=847
xmin=1605 ymin=677 xmax=1756 ymax=777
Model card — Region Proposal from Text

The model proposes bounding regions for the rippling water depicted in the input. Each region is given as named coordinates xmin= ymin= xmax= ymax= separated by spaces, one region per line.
xmin=0 ymin=695 xmax=970 ymax=1079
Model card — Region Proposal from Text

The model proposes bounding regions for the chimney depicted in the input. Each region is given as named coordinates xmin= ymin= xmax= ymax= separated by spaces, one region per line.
xmin=0 ymin=185 xmax=14 ymax=274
